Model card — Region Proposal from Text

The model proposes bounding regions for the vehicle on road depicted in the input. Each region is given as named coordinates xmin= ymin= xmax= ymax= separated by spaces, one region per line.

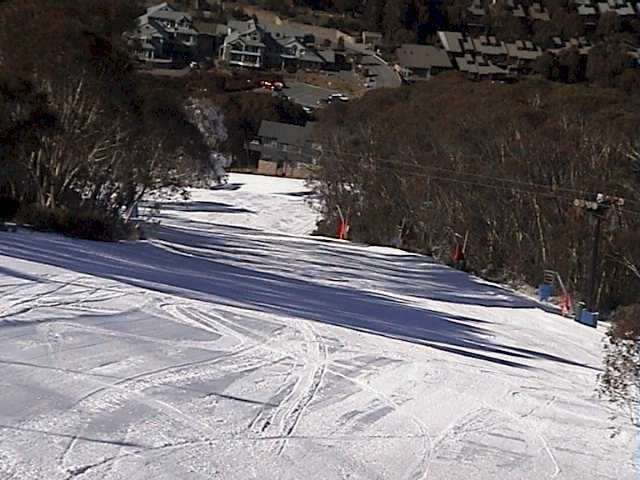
xmin=322 ymin=93 xmax=349 ymax=104
xmin=260 ymin=80 xmax=284 ymax=91
xmin=329 ymin=93 xmax=349 ymax=102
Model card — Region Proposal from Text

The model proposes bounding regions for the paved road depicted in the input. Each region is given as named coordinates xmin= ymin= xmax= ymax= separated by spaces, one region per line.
xmin=281 ymin=82 xmax=343 ymax=109
xmin=346 ymin=43 xmax=402 ymax=89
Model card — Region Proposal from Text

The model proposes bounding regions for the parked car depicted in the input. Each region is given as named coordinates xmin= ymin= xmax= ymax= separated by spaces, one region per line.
xmin=260 ymin=80 xmax=285 ymax=92
xmin=363 ymin=78 xmax=376 ymax=88
xmin=329 ymin=93 xmax=349 ymax=102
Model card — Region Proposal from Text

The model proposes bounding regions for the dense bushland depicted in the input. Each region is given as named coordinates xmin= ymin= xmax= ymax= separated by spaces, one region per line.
xmin=312 ymin=74 xmax=640 ymax=310
xmin=598 ymin=304 xmax=640 ymax=427
xmin=14 ymin=204 xmax=132 ymax=242
xmin=0 ymin=0 xmax=214 ymax=240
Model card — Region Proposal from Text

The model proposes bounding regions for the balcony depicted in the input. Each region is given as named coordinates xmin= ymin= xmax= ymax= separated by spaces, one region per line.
xmin=229 ymin=48 xmax=262 ymax=57
xmin=229 ymin=58 xmax=261 ymax=68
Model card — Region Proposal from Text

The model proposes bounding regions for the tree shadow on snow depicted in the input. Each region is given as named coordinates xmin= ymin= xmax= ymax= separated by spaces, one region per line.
xmin=0 ymin=225 xmax=593 ymax=372
xmin=150 ymin=200 xmax=254 ymax=215
xmin=0 ymin=424 xmax=151 ymax=449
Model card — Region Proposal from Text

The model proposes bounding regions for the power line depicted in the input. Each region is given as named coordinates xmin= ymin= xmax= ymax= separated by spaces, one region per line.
xmin=320 ymin=155 xmax=640 ymax=218
xmin=317 ymin=146 xmax=640 ymax=207
xmin=332 ymin=164 xmax=585 ymax=209
xmin=329 ymin=157 xmax=584 ymax=204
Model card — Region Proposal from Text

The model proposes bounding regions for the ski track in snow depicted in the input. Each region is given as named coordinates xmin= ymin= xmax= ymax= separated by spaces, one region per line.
xmin=0 ymin=173 xmax=636 ymax=479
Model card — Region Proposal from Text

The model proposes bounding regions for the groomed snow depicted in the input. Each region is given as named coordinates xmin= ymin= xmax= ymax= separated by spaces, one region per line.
xmin=0 ymin=173 xmax=636 ymax=479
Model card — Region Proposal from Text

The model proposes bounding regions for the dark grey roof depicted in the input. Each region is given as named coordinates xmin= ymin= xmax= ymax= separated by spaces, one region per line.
xmin=149 ymin=9 xmax=192 ymax=22
xmin=147 ymin=2 xmax=172 ymax=15
xmin=318 ymin=49 xmax=336 ymax=63
xmin=577 ymin=4 xmax=597 ymax=14
xmin=258 ymin=121 xmax=314 ymax=147
xmin=468 ymin=0 xmax=486 ymax=16
xmin=396 ymin=44 xmax=453 ymax=70
xmin=455 ymin=54 xmax=508 ymax=75
xmin=473 ymin=36 xmax=507 ymax=56
xmin=298 ymin=49 xmax=326 ymax=63
xmin=228 ymin=20 xmax=256 ymax=34
xmin=438 ymin=31 xmax=464 ymax=53
xmin=194 ymin=21 xmax=225 ymax=36
xmin=506 ymin=42 xmax=543 ymax=60
xmin=225 ymin=29 xmax=266 ymax=48
xmin=261 ymin=22 xmax=307 ymax=40
xmin=529 ymin=3 xmax=551 ymax=20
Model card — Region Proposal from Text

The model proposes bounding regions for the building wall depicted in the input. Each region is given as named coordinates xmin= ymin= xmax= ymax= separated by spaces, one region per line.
xmin=287 ymin=163 xmax=316 ymax=179
xmin=257 ymin=159 xmax=279 ymax=176
xmin=257 ymin=159 xmax=315 ymax=179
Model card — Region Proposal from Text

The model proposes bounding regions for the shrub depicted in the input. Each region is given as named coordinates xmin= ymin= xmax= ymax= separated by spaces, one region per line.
xmin=16 ymin=204 xmax=71 ymax=231
xmin=599 ymin=304 xmax=640 ymax=424
xmin=15 ymin=204 xmax=132 ymax=241
xmin=0 ymin=195 xmax=20 ymax=220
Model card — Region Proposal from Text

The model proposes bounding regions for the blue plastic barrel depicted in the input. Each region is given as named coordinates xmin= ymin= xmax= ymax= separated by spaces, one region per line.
xmin=538 ymin=283 xmax=553 ymax=302
xmin=580 ymin=310 xmax=598 ymax=328
xmin=574 ymin=301 xmax=585 ymax=322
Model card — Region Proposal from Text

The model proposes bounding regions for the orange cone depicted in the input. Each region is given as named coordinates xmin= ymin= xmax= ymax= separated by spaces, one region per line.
xmin=561 ymin=295 xmax=572 ymax=317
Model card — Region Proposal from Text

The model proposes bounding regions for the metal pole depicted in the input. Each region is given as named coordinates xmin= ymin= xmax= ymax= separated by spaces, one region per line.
xmin=586 ymin=212 xmax=603 ymax=311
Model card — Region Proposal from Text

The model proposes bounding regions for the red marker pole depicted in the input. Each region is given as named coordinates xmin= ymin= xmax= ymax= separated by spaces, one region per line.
xmin=337 ymin=205 xmax=347 ymax=239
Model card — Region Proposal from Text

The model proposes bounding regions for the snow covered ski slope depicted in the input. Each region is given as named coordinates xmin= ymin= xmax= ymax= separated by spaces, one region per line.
xmin=0 ymin=173 xmax=636 ymax=479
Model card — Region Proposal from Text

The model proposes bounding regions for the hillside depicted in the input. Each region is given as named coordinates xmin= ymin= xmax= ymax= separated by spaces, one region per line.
xmin=0 ymin=173 xmax=635 ymax=479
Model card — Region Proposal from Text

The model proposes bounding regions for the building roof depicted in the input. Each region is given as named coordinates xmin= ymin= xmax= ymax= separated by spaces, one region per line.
xmin=228 ymin=19 xmax=257 ymax=34
xmin=529 ymin=3 xmax=551 ymax=21
xmin=146 ymin=2 xmax=173 ymax=15
xmin=468 ymin=0 xmax=486 ymax=16
xmin=577 ymin=4 xmax=597 ymax=14
xmin=277 ymin=38 xmax=326 ymax=63
xmin=149 ymin=9 xmax=192 ymax=22
xmin=258 ymin=121 xmax=314 ymax=148
xmin=506 ymin=42 xmax=543 ymax=60
xmin=455 ymin=54 xmax=507 ymax=76
xmin=137 ymin=3 xmax=197 ymax=36
xmin=396 ymin=44 xmax=453 ymax=70
xmin=193 ymin=21 xmax=226 ymax=36
xmin=261 ymin=21 xmax=308 ymax=40
xmin=597 ymin=1 xmax=636 ymax=14
xmin=298 ymin=49 xmax=327 ymax=63
xmin=318 ymin=49 xmax=336 ymax=64
xmin=438 ymin=31 xmax=465 ymax=53
xmin=512 ymin=4 xmax=527 ymax=17
xmin=455 ymin=54 xmax=478 ymax=74
xmin=225 ymin=30 xmax=265 ymax=48
xmin=473 ymin=36 xmax=507 ymax=56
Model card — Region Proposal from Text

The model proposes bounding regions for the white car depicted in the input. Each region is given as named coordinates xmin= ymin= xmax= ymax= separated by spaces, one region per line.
xmin=328 ymin=93 xmax=349 ymax=102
